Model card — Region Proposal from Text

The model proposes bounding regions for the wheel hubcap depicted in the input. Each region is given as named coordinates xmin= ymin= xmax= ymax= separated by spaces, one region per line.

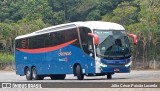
xmin=26 ymin=70 xmax=30 ymax=77
xmin=33 ymin=70 xmax=36 ymax=78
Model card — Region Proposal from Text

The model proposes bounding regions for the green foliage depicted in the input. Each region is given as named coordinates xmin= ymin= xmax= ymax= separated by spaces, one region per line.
xmin=0 ymin=19 xmax=49 ymax=54
xmin=0 ymin=0 xmax=160 ymax=64
xmin=0 ymin=52 xmax=14 ymax=63
xmin=87 ymin=10 xmax=101 ymax=20
xmin=102 ymin=1 xmax=138 ymax=25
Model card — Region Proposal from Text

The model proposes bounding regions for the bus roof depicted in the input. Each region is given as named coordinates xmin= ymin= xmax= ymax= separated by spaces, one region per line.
xmin=15 ymin=21 xmax=125 ymax=40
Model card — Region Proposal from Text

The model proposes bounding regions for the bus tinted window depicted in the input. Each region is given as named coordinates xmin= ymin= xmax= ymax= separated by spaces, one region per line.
xmin=79 ymin=27 xmax=93 ymax=55
xmin=16 ymin=28 xmax=80 ymax=49
xmin=16 ymin=38 xmax=28 ymax=49
xmin=15 ymin=39 xmax=21 ymax=48
xmin=45 ymin=28 xmax=80 ymax=48
xmin=45 ymin=31 xmax=65 ymax=47
xmin=79 ymin=27 xmax=92 ymax=44
xmin=65 ymin=28 xmax=79 ymax=45
xmin=27 ymin=34 xmax=46 ymax=49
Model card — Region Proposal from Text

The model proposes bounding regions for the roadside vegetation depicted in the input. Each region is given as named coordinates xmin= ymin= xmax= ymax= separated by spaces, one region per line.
xmin=0 ymin=52 xmax=14 ymax=63
xmin=0 ymin=0 xmax=160 ymax=68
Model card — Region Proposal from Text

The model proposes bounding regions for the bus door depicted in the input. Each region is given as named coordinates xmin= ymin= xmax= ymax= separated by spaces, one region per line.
xmin=79 ymin=27 xmax=95 ymax=73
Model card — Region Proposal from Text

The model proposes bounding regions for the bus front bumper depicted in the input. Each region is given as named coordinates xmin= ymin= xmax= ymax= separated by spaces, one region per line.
xmin=100 ymin=66 xmax=131 ymax=73
xmin=100 ymin=61 xmax=132 ymax=73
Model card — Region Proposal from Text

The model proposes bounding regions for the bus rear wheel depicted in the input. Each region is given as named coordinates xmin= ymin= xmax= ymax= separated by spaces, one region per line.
xmin=25 ymin=67 xmax=32 ymax=80
xmin=76 ymin=65 xmax=84 ymax=80
xmin=50 ymin=74 xmax=66 ymax=80
xmin=32 ymin=67 xmax=44 ymax=80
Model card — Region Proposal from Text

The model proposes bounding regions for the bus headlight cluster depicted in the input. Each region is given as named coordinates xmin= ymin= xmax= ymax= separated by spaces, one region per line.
xmin=125 ymin=61 xmax=132 ymax=67
xmin=100 ymin=63 xmax=107 ymax=67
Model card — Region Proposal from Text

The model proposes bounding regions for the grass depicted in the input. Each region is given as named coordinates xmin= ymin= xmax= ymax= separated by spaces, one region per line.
xmin=0 ymin=52 xmax=14 ymax=63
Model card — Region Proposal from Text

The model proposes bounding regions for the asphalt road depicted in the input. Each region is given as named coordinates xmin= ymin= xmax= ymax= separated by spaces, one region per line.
xmin=0 ymin=70 xmax=160 ymax=91
xmin=0 ymin=70 xmax=160 ymax=82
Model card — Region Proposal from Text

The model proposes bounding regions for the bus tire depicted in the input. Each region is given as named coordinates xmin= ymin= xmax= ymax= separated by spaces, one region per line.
xmin=32 ymin=67 xmax=44 ymax=80
xmin=25 ymin=67 xmax=32 ymax=80
xmin=107 ymin=73 xmax=112 ymax=79
xmin=50 ymin=74 xmax=66 ymax=80
xmin=76 ymin=65 xmax=84 ymax=80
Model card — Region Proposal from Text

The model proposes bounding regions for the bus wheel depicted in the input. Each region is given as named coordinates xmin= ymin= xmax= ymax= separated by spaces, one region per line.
xmin=32 ymin=67 xmax=44 ymax=80
xmin=50 ymin=74 xmax=66 ymax=80
xmin=25 ymin=67 xmax=32 ymax=80
xmin=76 ymin=65 xmax=84 ymax=80
xmin=107 ymin=73 xmax=112 ymax=79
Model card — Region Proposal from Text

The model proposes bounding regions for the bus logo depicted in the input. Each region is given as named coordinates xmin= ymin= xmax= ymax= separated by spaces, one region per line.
xmin=59 ymin=51 xmax=72 ymax=56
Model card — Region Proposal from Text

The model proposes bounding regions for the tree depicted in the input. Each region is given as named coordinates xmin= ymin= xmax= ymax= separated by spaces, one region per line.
xmin=0 ymin=19 xmax=49 ymax=53
xmin=102 ymin=1 xmax=138 ymax=25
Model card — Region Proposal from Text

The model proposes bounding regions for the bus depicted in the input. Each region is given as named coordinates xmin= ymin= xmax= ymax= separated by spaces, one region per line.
xmin=15 ymin=21 xmax=137 ymax=80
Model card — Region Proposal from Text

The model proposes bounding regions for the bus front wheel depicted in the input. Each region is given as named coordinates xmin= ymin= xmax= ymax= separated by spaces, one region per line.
xmin=32 ymin=67 xmax=44 ymax=80
xmin=25 ymin=67 xmax=32 ymax=80
xmin=76 ymin=65 xmax=84 ymax=80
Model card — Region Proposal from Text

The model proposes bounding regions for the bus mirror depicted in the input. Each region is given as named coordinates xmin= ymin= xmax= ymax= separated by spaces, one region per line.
xmin=88 ymin=33 xmax=99 ymax=46
xmin=127 ymin=33 xmax=138 ymax=45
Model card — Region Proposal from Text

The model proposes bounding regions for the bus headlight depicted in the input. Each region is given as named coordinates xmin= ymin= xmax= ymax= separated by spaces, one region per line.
xmin=100 ymin=63 xmax=107 ymax=67
xmin=125 ymin=61 xmax=132 ymax=67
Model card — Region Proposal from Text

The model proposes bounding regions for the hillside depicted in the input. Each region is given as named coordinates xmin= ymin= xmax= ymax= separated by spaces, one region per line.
xmin=0 ymin=0 xmax=160 ymax=68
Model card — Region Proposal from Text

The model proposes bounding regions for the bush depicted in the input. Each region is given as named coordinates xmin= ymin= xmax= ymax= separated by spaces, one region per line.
xmin=0 ymin=52 xmax=14 ymax=63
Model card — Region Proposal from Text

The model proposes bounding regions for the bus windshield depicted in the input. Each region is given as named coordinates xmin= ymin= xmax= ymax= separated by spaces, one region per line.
xmin=94 ymin=30 xmax=131 ymax=59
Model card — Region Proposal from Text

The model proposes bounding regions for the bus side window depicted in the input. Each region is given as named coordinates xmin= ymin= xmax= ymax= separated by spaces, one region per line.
xmin=16 ymin=39 xmax=23 ymax=49
xmin=65 ymin=28 xmax=80 ymax=48
xmin=43 ymin=33 xmax=49 ymax=47
xmin=88 ymin=36 xmax=94 ymax=52
xmin=22 ymin=38 xmax=26 ymax=48
xmin=28 ymin=37 xmax=37 ymax=49
xmin=79 ymin=27 xmax=94 ymax=55
xmin=45 ymin=31 xmax=65 ymax=47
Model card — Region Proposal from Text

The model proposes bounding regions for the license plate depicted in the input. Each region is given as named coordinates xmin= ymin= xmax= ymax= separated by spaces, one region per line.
xmin=114 ymin=68 xmax=120 ymax=72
